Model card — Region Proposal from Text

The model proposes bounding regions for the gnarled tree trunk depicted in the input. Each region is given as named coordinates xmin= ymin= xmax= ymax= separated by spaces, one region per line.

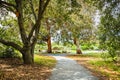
xmin=21 ymin=45 xmax=35 ymax=64
xmin=0 ymin=0 xmax=51 ymax=64
xmin=22 ymin=51 xmax=33 ymax=64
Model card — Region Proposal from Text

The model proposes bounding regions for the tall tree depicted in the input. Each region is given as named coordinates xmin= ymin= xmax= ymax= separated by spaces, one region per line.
xmin=54 ymin=0 xmax=95 ymax=54
xmin=0 ymin=0 xmax=50 ymax=64
xmin=86 ymin=0 xmax=120 ymax=62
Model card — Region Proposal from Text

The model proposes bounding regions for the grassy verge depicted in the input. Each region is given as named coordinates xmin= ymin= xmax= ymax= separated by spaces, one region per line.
xmin=67 ymin=53 xmax=120 ymax=80
xmin=89 ymin=60 xmax=120 ymax=80
xmin=34 ymin=54 xmax=56 ymax=68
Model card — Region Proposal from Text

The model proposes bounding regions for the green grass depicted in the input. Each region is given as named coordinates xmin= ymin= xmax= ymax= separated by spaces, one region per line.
xmin=34 ymin=54 xmax=56 ymax=68
xmin=89 ymin=60 xmax=120 ymax=71
xmin=83 ymin=53 xmax=101 ymax=58
xmin=83 ymin=53 xmax=120 ymax=79
xmin=70 ymin=53 xmax=102 ymax=58
xmin=89 ymin=60 xmax=120 ymax=79
xmin=81 ymin=53 xmax=120 ymax=72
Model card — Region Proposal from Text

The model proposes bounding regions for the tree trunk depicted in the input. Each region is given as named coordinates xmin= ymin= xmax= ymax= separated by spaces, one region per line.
xmin=74 ymin=38 xmax=82 ymax=54
xmin=22 ymin=46 xmax=34 ymax=64
xmin=73 ymin=38 xmax=77 ymax=45
xmin=46 ymin=19 xmax=52 ymax=53
xmin=31 ymin=44 xmax=35 ymax=63
xmin=47 ymin=35 xmax=52 ymax=53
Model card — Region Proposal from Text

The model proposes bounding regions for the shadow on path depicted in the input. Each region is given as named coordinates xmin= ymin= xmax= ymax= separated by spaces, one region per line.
xmin=48 ymin=54 xmax=99 ymax=80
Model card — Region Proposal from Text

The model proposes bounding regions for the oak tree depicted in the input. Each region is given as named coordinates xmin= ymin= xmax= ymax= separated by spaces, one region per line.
xmin=0 ymin=0 xmax=50 ymax=64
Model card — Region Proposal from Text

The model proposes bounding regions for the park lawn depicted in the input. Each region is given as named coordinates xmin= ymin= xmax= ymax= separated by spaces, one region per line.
xmin=67 ymin=54 xmax=120 ymax=80
xmin=34 ymin=54 xmax=56 ymax=68
xmin=0 ymin=54 xmax=56 ymax=80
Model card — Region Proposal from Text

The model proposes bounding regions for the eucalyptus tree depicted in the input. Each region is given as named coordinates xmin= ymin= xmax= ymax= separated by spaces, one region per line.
xmin=0 ymin=0 xmax=50 ymax=64
xmin=86 ymin=0 xmax=120 ymax=62
xmin=53 ymin=0 xmax=95 ymax=54
xmin=39 ymin=0 xmax=58 ymax=53
xmin=71 ymin=0 xmax=95 ymax=54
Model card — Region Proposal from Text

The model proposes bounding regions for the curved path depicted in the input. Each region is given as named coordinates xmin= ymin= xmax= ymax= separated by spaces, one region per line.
xmin=48 ymin=54 xmax=99 ymax=80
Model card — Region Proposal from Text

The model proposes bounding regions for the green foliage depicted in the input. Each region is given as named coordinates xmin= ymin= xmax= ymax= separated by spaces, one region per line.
xmin=98 ymin=12 xmax=120 ymax=62
xmin=69 ymin=53 xmax=101 ymax=58
xmin=0 ymin=47 xmax=20 ymax=58
xmin=101 ymin=52 xmax=120 ymax=63
xmin=0 ymin=18 xmax=22 ymax=46
xmin=80 ymin=42 xmax=99 ymax=50
xmin=44 ymin=0 xmax=95 ymax=44
xmin=86 ymin=0 xmax=120 ymax=62
xmin=52 ymin=46 xmax=65 ymax=53
xmin=0 ymin=44 xmax=6 ymax=57
xmin=71 ymin=45 xmax=76 ymax=50
xmin=81 ymin=53 xmax=101 ymax=58
xmin=81 ymin=45 xmax=94 ymax=50
xmin=89 ymin=60 xmax=120 ymax=72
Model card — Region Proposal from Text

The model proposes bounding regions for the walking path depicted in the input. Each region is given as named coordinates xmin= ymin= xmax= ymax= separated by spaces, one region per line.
xmin=48 ymin=54 xmax=99 ymax=80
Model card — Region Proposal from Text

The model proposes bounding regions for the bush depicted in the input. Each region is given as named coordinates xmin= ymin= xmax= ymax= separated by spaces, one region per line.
xmin=0 ymin=47 xmax=19 ymax=58
xmin=52 ymin=47 xmax=61 ymax=50
xmin=81 ymin=45 xmax=89 ymax=50
xmin=101 ymin=51 xmax=120 ymax=63
xmin=71 ymin=45 xmax=76 ymax=50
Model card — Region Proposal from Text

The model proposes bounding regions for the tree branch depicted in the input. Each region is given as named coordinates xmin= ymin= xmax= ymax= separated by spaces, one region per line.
xmin=28 ymin=0 xmax=51 ymax=41
xmin=0 ymin=4 xmax=15 ymax=13
xmin=15 ymin=0 xmax=28 ymax=44
xmin=28 ymin=0 xmax=43 ymax=41
xmin=0 ymin=0 xmax=16 ymax=9
xmin=29 ymin=0 xmax=37 ymax=21
xmin=41 ymin=0 xmax=51 ymax=15
xmin=0 ymin=38 xmax=22 ymax=51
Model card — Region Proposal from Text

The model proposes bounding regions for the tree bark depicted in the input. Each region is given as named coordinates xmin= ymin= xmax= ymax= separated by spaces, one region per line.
xmin=74 ymin=38 xmax=82 ymax=54
xmin=47 ymin=35 xmax=52 ymax=53
xmin=22 ymin=52 xmax=33 ymax=64
xmin=31 ymin=43 xmax=35 ymax=62
xmin=46 ymin=19 xmax=52 ymax=53
xmin=21 ymin=46 xmax=33 ymax=64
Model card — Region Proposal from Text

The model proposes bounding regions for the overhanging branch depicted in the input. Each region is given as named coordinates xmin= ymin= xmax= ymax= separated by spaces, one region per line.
xmin=28 ymin=0 xmax=43 ymax=41
xmin=28 ymin=0 xmax=51 ymax=41
xmin=0 ymin=4 xmax=15 ymax=13
xmin=15 ymin=0 xmax=28 ymax=44
xmin=0 ymin=0 xmax=16 ymax=9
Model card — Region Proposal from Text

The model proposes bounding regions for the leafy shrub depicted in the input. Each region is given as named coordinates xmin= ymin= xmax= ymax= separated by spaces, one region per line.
xmin=62 ymin=50 xmax=67 ymax=53
xmin=101 ymin=51 xmax=120 ymax=63
xmin=0 ymin=47 xmax=19 ymax=58
xmin=81 ymin=45 xmax=89 ymax=50
xmin=71 ymin=45 xmax=76 ymax=50
xmin=101 ymin=52 xmax=111 ymax=61
xmin=52 ymin=47 xmax=61 ymax=50
xmin=0 ymin=44 xmax=6 ymax=57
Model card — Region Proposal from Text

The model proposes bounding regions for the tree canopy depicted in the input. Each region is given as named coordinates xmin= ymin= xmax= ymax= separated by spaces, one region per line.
xmin=85 ymin=0 xmax=120 ymax=61
xmin=0 ymin=0 xmax=50 ymax=64
xmin=0 ymin=0 xmax=119 ymax=64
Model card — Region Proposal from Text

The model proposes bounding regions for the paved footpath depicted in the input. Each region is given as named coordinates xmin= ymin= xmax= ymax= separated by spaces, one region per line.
xmin=48 ymin=54 xmax=99 ymax=80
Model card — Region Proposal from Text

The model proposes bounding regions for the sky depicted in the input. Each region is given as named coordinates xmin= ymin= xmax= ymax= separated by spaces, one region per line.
xmin=94 ymin=10 xmax=100 ymax=26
